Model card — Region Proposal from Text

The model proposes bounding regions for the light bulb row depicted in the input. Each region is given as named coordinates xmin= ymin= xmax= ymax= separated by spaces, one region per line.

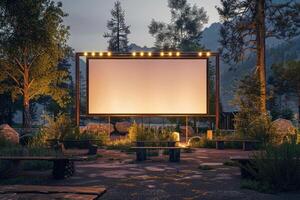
xmin=83 ymin=51 xmax=211 ymax=57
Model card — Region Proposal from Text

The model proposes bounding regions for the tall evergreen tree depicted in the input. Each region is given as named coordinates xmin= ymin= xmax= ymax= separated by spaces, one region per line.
xmin=148 ymin=0 xmax=208 ymax=51
xmin=104 ymin=1 xmax=130 ymax=52
xmin=0 ymin=0 xmax=70 ymax=131
xmin=217 ymin=0 xmax=300 ymax=114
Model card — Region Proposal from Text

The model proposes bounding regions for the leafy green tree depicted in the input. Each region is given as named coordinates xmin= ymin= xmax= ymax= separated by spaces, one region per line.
xmin=104 ymin=1 xmax=130 ymax=52
xmin=0 ymin=0 xmax=70 ymax=130
xmin=148 ymin=0 xmax=208 ymax=51
xmin=217 ymin=0 xmax=300 ymax=114
xmin=270 ymin=60 xmax=300 ymax=122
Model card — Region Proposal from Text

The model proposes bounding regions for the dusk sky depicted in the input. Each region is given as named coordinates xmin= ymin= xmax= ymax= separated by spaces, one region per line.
xmin=56 ymin=0 xmax=221 ymax=52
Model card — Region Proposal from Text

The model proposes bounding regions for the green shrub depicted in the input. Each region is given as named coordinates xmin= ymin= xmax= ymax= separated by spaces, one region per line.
xmin=245 ymin=142 xmax=300 ymax=192
xmin=128 ymin=122 xmax=175 ymax=142
xmin=189 ymin=136 xmax=215 ymax=148
xmin=29 ymin=113 xmax=109 ymax=148
xmin=106 ymin=138 xmax=133 ymax=152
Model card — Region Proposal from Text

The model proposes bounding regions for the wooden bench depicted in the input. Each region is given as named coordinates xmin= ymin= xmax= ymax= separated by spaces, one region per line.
xmin=230 ymin=156 xmax=256 ymax=179
xmin=131 ymin=146 xmax=187 ymax=162
xmin=47 ymin=139 xmax=99 ymax=155
xmin=212 ymin=139 xmax=260 ymax=151
xmin=0 ymin=156 xmax=89 ymax=180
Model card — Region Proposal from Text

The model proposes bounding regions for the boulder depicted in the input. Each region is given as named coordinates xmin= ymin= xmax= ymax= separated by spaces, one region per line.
xmin=271 ymin=118 xmax=297 ymax=143
xmin=0 ymin=124 xmax=19 ymax=144
xmin=115 ymin=122 xmax=131 ymax=133
xmin=82 ymin=123 xmax=114 ymax=134
xmin=180 ymin=126 xmax=194 ymax=136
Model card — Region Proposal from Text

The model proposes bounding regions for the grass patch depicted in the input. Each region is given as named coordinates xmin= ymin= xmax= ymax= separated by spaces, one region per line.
xmin=241 ymin=180 xmax=273 ymax=193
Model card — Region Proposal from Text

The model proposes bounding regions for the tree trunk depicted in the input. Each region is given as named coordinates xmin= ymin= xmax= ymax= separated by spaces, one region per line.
xmin=22 ymin=66 xmax=31 ymax=132
xmin=256 ymin=0 xmax=267 ymax=114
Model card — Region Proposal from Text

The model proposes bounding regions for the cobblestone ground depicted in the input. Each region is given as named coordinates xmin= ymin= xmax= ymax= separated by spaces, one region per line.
xmin=2 ymin=148 xmax=300 ymax=200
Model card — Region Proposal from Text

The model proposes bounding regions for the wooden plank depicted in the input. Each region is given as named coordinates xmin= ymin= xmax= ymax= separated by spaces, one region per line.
xmin=131 ymin=147 xmax=186 ymax=149
xmin=0 ymin=156 xmax=89 ymax=161
xmin=212 ymin=139 xmax=260 ymax=142
xmin=0 ymin=185 xmax=106 ymax=196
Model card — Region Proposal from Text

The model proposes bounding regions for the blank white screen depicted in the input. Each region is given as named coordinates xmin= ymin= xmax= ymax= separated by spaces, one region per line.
xmin=88 ymin=59 xmax=207 ymax=114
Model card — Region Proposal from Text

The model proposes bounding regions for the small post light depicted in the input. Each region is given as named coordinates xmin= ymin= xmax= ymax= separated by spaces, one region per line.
xmin=206 ymin=52 xmax=211 ymax=57
xmin=107 ymin=52 xmax=112 ymax=56
xmin=160 ymin=52 xmax=164 ymax=56
xmin=140 ymin=52 xmax=144 ymax=56
xmin=132 ymin=52 xmax=136 ymax=56
xmin=176 ymin=52 xmax=180 ymax=57
xmin=91 ymin=52 xmax=95 ymax=56
xmin=198 ymin=52 xmax=202 ymax=57
xmin=84 ymin=52 xmax=88 ymax=56
xmin=99 ymin=52 xmax=103 ymax=56
xmin=168 ymin=52 xmax=172 ymax=56
xmin=148 ymin=52 xmax=152 ymax=56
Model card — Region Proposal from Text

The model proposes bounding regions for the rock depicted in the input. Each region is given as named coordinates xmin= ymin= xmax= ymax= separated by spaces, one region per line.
xmin=271 ymin=118 xmax=297 ymax=143
xmin=180 ymin=126 xmax=194 ymax=136
xmin=82 ymin=123 xmax=114 ymax=134
xmin=115 ymin=122 xmax=131 ymax=133
xmin=0 ymin=124 xmax=19 ymax=144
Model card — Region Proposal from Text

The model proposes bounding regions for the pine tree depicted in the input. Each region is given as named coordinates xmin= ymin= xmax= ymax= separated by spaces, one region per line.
xmin=104 ymin=1 xmax=130 ymax=52
xmin=0 ymin=0 xmax=70 ymax=131
xmin=148 ymin=0 xmax=208 ymax=51
xmin=217 ymin=0 xmax=300 ymax=114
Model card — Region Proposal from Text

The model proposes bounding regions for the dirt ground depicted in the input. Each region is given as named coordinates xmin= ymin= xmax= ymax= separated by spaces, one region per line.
xmin=1 ymin=148 xmax=300 ymax=200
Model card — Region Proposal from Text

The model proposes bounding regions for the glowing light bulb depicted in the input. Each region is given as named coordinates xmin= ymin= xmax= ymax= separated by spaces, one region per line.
xmin=148 ymin=52 xmax=152 ymax=56
xmin=176 ymin=52 xmax=180 ymax=56
xmin=168 ymin=52 xmax=172 ymax=56
xmin=84 ymin=52 xmax=88 ymax=56
xmin=132 ymin=52 xmax=136 ymax=56
xmin=91 ymin=52 xmax=95 ymax=56
xmin=206 ymin=52 xmax=211 ymax=57
xmin=99 ymin=52 xmax=103 ymax=56
xmin=140 ymin=52 xmax=144 ymax=56
xmin=198 ymin=52 xmax=202 ymax=56
xmin=160 ymin=52 xmax=164 ymax=56
xmin=107 ymin=52 xmax=112 ymax=56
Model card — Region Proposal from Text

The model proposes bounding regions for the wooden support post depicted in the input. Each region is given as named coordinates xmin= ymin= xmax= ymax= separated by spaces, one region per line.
xmin=75 ymin=53 xmax=80 ymax=126
xmin=185 ymin=116 xmax=188 ymax=143
xmin=215 ymin=54 xmax=220 ymax=129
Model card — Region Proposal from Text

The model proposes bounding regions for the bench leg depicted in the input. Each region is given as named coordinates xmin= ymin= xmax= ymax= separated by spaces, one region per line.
xmin=136 ymin=149 xmax=147 ymax=161
xmin=53 ymin=160 xmax=75 ymax=179
xmin=169 ymin=149 xmax=180 ymax=162
xmin=243 ymin=142 xmax=253 ymax=151
xmin=88 ymin=144 xmax=98 ymax=155
xmin=216 ymin=141 xmax=225 ymax=150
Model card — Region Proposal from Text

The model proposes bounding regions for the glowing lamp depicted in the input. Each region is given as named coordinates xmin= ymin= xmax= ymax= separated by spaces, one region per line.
xmin=148 ymin=52 xmax=152 ymax=56
xmin=160 ymin=52 xmax=164 ymax=56
xmin=176 ymin=52 xmax=180 ymax=57
xmin=132 ymin=52 xmax=136 ymax=56
xmin=84 ymin=52 xmax=88 ymax=56
xmin=206 ymin=52 xmax=211 ymax=57
xmin=107 ymin=52 xmax=112 ymax=56
xmin=91 ymin=52 xmax=95 ymax=56
xmin=168 ymin=52 xmax=172 ymax=56
xmin=99 ymin=52 xmax=103 ymax=56
xmin=140 ymin=52 xmax=144 ymax=56
xmin=198 ymin=52 xmax=202 ymax=56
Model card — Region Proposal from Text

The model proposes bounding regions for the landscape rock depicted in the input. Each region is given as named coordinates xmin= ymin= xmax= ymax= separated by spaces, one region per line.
xmin=115 ymin=122 xmax=131 ymax=133
xmin=271 ymin=118 xmax=297 ymax=143
xmin=81 ymin=123 xmax=114 ymax=134
xmin=0 ymin=124 xmax=19 ymax=144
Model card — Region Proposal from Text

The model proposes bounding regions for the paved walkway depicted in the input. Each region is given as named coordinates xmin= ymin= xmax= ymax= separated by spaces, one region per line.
xmin=2 ymin=148 xmax=300 ymax=199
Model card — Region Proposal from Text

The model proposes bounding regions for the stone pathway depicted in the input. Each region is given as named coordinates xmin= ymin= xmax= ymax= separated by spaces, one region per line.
xmin=1 ymin=148 xmax=300 ymax=199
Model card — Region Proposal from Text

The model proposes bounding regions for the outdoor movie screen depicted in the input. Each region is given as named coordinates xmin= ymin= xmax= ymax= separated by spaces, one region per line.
xmin=87 ymin=58 xmax=208 ymax=115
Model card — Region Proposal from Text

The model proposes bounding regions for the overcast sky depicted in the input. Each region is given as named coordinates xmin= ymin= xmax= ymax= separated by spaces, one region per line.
xmin=56 ymin=0 xmax=221 ymax=52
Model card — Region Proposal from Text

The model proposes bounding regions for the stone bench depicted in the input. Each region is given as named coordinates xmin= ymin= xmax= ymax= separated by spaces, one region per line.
xmin=0 ymin=156 xmax=89 ymax=179
xmin=212 ymin=139 xmax=260 ymax=151
xmin=131 ymin=146 xmax=187 ymax=162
